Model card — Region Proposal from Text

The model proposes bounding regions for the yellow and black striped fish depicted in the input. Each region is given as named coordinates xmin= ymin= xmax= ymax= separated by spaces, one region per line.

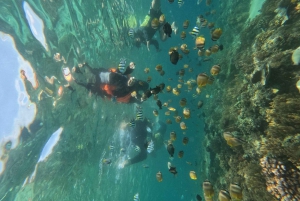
xmin=136 ymin=109 xmax=143 ymax=120
xmin=129 ymin=119 xmax=136 ymax=128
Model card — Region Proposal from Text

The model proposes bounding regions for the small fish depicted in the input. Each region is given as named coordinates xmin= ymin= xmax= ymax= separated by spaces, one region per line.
xmin=163 ymin=22 xmax=172 ymax=37
xmin=102 ymin=158 xmax=111 ymax=164
xmin=170 ymin=131 xmax=177 ymax=141
xmin=136 ymin=110 xmax=143 ymax=120
xmin=223 ymin=132 xmax=245 ymax=147
xmin=147 ymin=140 xmax=154 ymax=153
xmin=109 ymin=145 xmax=114 ymax=150
xmin=186 ymin=161 xmax=192 ymax=165
xmin=171 ymin=22 xmax=178 ymax=34
xmin=157 ymin=100 xmax=162 ymax=109
xmin=196 ymin=194 xmax=202 ymax=201
xmin=170 ymin=49 xmax=179 ymax=65
xmin=150 ymin=86 xmax=161 ymax=94
xmin=218 ymin=189 xmax=231 ymax=201
xmin=143 ymin=164 xmax=149 ymax=168
xmin=153 ymin=109 xmax=159 ymax=116
xmin=180 ymin=31 xmax=186 ymax=39
xmin=178 ymin=0 xmax=184 ymax=7
xmin=129 ymin=119 xmax=136 ymax=128
xmin=197 ymin=100 xmax=203 ymax=109
xmin=156 ymin=171 xmax=163 ymax=182
xmin=219 ymin=44 xmax=224 ymax=51
xmin=142 ymin=90 xmax=152 ymax=101
xmin=189 ymin=26 xmax=200 ymax=37
xmin=168 ymin=0 xmax=174 ymax=3
xmin=189 ymin=171 xmax=197 ymax=180
xmin=133 ymin=193 xmax=139 ymax=201
xmin=168 ymin=107 xmax=176 ymax=111
xmin=128 ymin=28 xmax=134 ymax=38
xmin=169 ymin=166 xmax=177 ymax=175
xmin=230 ymin=183 xmax=243 ymax=200
xmin=183 ymin=137 xmax=189 ymax=145
xmin=167 ymin=143 xmax=175 ymax=157
xmin=118 ymin=58 xmax=126 ymax=74
xmin=134 ymin=145 xmax=141 ymax=152
xmin=120 ymin=148 xmax=126 ymax=153
xmin=178 ymin=150 xmax=184 ymax=158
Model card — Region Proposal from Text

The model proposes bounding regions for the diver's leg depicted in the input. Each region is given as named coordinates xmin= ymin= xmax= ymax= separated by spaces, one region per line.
xmin=150 ymin=39 xmax=160 ymax=51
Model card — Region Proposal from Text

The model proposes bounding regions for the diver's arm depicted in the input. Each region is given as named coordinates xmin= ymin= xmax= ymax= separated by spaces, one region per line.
xmin=151 ymin=0 xmax=161 ymax=11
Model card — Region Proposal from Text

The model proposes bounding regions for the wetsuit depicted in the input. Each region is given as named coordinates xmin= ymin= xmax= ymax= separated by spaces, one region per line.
xmin=127 ymin=119 xmax=152 ymax=165
xmin=74 ymin=63 xmax=149 ymax=103
xmin=133 ymin=28 xmax=159 ymax=50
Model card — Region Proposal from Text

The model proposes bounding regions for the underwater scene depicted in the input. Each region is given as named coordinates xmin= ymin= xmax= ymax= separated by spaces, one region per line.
xmin=1 ymin=0 xmax=300 ymax=200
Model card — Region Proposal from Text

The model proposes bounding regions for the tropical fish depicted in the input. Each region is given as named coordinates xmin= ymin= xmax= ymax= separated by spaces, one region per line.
xmin=168 ymin=107 xmax=176 ymax=111
xmin=157 ymin=100 xmax=162 ymax=109
xmin=211 ymin=28 xmax=222 ymax=41
xmin=197 ymin=100 xmax=203 ymax=109
xmin=189 ymin=26 xmax=200 ymax=38
xmin=178 ymin=150 xmax=184 ymax=158
xmin=118 ymin=58 xmax=126 ymax=74
xmin=134 ymin=145 xmax=141 ymax=152
xmin=189 ymin=171 xmax=197 ymax=180
xmin=196 ymin=194 xmax=202 ymax=201
xmin=133 ymin=193 xmax=139 ymax=201
xmin=156 ymin=171 xmax=163 ymax=182
xmin=109 ymin=145 xmax=114 ymax=150
xmin=136 ymin=109 xmax=143 ymax=120
xmin=169 ymin=49 xmax=179 ymax=65
xmin=167 ymin=143 xmax=175 ymax=157
xmin=168 ymin=162 xmax=178 ymax=176
xmin=178 ymin=0 xmax=184 ymax=7
xmin=163 ymin=22 xmax=172 ymax=37
xmin=203 ymin=180 xmax=214 ymax=199
xmin=128 ymin=28 xmax=134 ymax=38
xmin=218 ymin=189 xmax=231 ymax=201
xmin=170 ymin=131 xmax=177 ymax=141
xmin=171 ymin=22 xmax=178 ymax=34
xmin=102 ymin=158 xmax=112 ymax=164
xmin=183 ymin=20 xmax=189 ymax=29
xmin=230 ymin=183 xmax=243 ymax=200
xmin=153 ymin=109 xmax=159 ymax=116
xmin=223 ymin=132 xmax=245 ymax=147
xmin=129 ymin=119 xmax=136 ymax=128
xmin=147 ymin=140 xmax=154 ymax=153
xmin=183 ymin=137 xmax=189 ymax=145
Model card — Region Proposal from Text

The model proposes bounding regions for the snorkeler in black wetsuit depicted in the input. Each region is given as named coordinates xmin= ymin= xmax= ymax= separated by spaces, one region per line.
xmin=122 ymin=118 xmax=167 ymax=167
xmin=73 ymin=63 xmax=149 ymax=103
xmin=128 ymin=0 xmax=168 ymax=51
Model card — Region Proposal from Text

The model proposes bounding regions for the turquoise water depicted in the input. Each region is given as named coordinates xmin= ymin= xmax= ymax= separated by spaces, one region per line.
xmin=1 ymin=0 xmax=300 ymax=201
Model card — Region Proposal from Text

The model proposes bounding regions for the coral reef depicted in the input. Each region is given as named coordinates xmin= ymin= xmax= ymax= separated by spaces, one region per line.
xmin=201 ymin=0 xmax=300 ymax=200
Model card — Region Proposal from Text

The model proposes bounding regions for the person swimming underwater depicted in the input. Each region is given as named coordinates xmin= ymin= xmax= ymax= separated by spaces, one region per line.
xmin=121 ymin=116 xmax=167 ymax=167
xmin=73 ymin=62 xmax=150 ymax=103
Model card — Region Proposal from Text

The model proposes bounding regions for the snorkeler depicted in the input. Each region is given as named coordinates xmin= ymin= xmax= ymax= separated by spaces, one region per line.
xmin=128 ymin=0 xmax=170 ymax=51
xmin=121 ymin=117 xmax=167 ymax=167
xmin=73 ymin=62 xmax=149 ymax=103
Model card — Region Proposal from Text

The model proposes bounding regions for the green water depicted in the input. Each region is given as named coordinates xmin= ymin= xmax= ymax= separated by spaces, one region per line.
xmin=1 ymin=0 xmax=300 ymax=201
